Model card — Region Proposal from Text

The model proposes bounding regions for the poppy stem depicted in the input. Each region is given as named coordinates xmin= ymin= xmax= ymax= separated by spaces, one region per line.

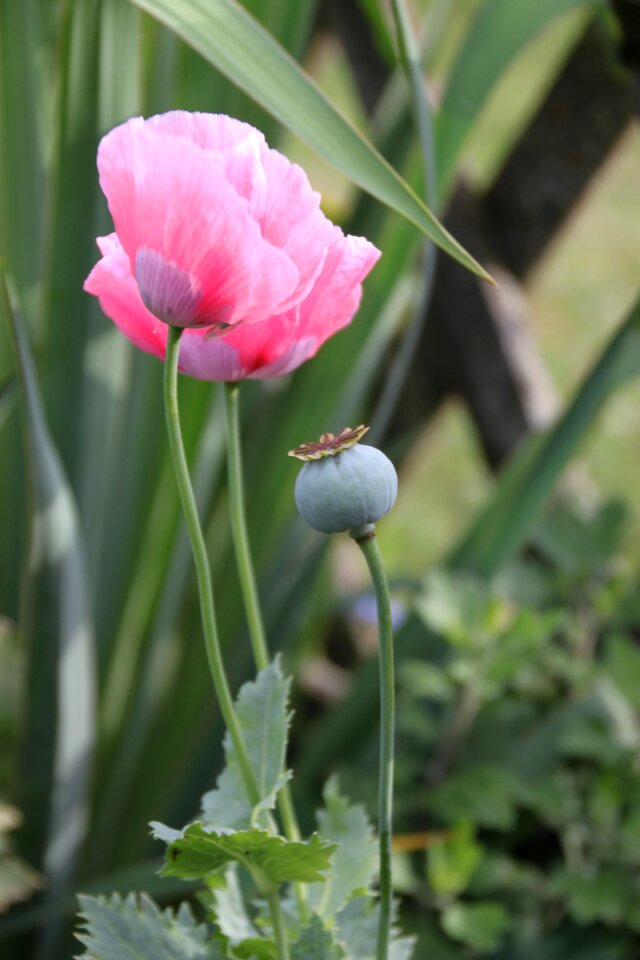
xmin=223 ymin=381 xmax=307 ymax=913
xmin=165 ymin=331 xmax=291 ymax=959
xmin=351 ymin=526 xmax=395 ymax=960
xmin=267 ymin=890 xmax=291 ymax=960
xmin=222 ymin=382 xmax=270 ymax=672
xmin=163 ymin=327 xmax=259 ymax=809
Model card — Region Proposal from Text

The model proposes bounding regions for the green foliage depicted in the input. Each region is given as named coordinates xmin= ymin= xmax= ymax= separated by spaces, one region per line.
xmin=201 ymin=660 xmax=291 ymax=830
xmin=307 ymin=779 xmax=377 ymax=919
xmin=291 ymin=915 xmax=344 ymax=960
xmin=441 ymin=901 xmax=510 ymax=953
xmin=75 ymin=893 xmax=224 ymax=959
xmin=335 ymin=896 xmax=415 ymax=960
xmin=2 ymin=0 xmax=639 ymax=957
xmin=389 ymin=502 xmax=640 ymax=955
xmin=427 ymin=823 xmax=483 ymax=897
xmin=152 ymin=822 xmax=335 ymax=887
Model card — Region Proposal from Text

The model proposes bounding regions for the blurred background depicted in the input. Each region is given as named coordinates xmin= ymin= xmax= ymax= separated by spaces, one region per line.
xmin=1 ymin=0 xmax=639 ymax=957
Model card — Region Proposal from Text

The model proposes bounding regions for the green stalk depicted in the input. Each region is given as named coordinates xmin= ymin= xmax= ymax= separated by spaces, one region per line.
xmin=164 ymin=328 xmax=259 ymax=804
xmin=351 ymin=525 xmax=395 ymax=960
xmin=165 ymin=329 xmax=288 ymax=959
xmin=222 ymin=381 xmax=306 ymax=886
xmin=222 ymin=382 xmax=271 ymax=671
xmin=267 ymin=890 xmax=291 ymax=960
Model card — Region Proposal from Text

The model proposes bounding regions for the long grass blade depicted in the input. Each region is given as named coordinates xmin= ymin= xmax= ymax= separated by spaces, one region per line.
xmin=3 ymin=275 xmax=97 ymax=958
xmin=123 ymin=0 xmax=492 ymax=280
xmin=449 ymin=297 xmax=640 ymax=577
xmin=435 ymin=0 xmax=603 ymax=197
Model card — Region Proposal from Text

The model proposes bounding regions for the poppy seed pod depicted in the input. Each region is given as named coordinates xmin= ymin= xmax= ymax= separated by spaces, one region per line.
xmin=290 ymin=426 xmax=397 ymax=534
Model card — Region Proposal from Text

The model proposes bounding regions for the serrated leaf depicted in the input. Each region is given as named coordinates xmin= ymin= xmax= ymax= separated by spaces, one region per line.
xmin=153 ymin=822 xmax=336 ymax=886
xmin=123 ymin=0 xmax=491 ymax=281
xmin=307 ymin=779 xmax=377 ymax=919
xmin=232 ymin=939 xmax=277 ymax=960
xmin=336 ymin=896 xmax=415 ymax=960
xmin=204 ymin=865 xmax=275 ymax=958
xmin=201 ymin=660 xmax=291 ymax=830
xmin=75 ymin=892 xmax=224 ymax=959
xmin=292 ymin=914 xmax=345 ymax=959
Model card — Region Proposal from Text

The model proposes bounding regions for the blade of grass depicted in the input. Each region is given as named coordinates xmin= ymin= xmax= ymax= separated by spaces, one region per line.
xmin=449 ymin=297 xmax=640 ymax=577
xmin=0 ymin=0 xmax=46 ymax=333
xmin=435 ymin=0 xmax=604 ymax=198
xmin=369 ymin=0 xmax=438 ymax=446
xmin=40 ymin=0 xmax=103 ymax=473
xmin=3 ymin=274 xmax=97 ymax=959
xmin=123 ymin=0 xmax=492 ymax=281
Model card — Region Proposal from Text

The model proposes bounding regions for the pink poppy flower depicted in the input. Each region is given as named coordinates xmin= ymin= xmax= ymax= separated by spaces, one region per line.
xmin=85 ymin=111 xmax=380 ymax=380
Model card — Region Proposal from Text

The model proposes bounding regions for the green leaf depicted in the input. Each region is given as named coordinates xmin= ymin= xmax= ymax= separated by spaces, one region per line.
xmin=417 ymin=570 xmax=498 ymax=648
xmin=201 ymin=659 xmax=291 ymax=829
xmin=292 ymin=914 xmax=345 ymax=959
xmin=307 ymin=779 xmax=377 ymax=919
xmin=336 ymin=896 xmax=415 ymax=960
xmin=152 ymin=822 xmax=336 ymax=886
xmin=75 ymin=892 xmax=224 ymax=959
xmin=552 ymin=866 xmax=640 ymax=927
xmin=441 ymin=901 xmax=510 ymax=953
xmin=427 ymin=824 xmax=482 ymax=898
xmin=605 ymin=635 xmax=640 ymax=711
xmin=426 ymin=766 xmax=520 ymax=831
xmin=206 ymin=865 xmax=257 ymax=944
xmin=202 ymin=864 xmax=277 ymax=958
xmin=123 ymin=0 xmax=491 ymax=281
xmin=435 ymin=0 xmax=604 ymax=195
xmin=450 ymin=298 xmax=640 ymax=577
xmin=231 ymin=940 xmax=277 ymax=960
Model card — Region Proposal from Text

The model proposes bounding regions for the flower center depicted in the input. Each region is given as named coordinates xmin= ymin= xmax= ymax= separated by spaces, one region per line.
xmin=135 ymin=248 xmax=203 ymax=327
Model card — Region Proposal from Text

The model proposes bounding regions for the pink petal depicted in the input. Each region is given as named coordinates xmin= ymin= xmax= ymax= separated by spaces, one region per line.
xmin=97 ymin=119 xmax=299 ymax=327
xmin=254 ymin=148 xmax=337 ymax=310
xmin=85 ymin=230 xmax=380 ymax=383
xmin=84 ymin=234 xmax=167 ymax=359
xmin=143 ymin=113 xmax=341 ymax=313
xmin=145 ymin=111 xmax=264 ymax=156
xmin=209 ymin=231 xmax=381 ymax=380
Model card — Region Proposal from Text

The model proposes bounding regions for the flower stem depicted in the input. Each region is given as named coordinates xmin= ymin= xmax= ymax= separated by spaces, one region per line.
xmin=222 ymin=381 xmax=305 ymax=858
xmin=351 ymin=526 xmax=395 ymax=960
xmin=223 ymin=382 xmax=270 ymax=672
xmin=165 ymin=331 xmax=288 ymax=960
xmin=163 ymin=327 xmax=259 ymax=809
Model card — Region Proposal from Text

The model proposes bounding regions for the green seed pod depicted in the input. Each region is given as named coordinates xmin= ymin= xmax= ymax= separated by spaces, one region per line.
xmin=289 ymin=426 xmax=398 ymax=534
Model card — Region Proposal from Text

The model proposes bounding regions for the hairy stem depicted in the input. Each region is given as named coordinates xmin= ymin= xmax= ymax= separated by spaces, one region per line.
xmin=352 ymin=526 xmax=395 ymax=960
xmin=223 ymin=382 xmax=306 ymax=913
xmin=164 ymin=327 xmax=259 ymax=807
xmin=267 ymin=889 xmax=291 ymax=960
